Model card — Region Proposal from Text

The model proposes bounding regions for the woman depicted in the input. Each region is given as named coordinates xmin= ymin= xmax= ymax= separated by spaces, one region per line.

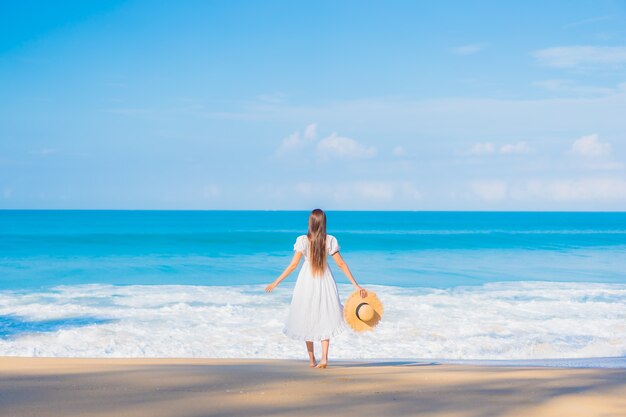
xmin=265 ymin=209 xmax=367 ymax=368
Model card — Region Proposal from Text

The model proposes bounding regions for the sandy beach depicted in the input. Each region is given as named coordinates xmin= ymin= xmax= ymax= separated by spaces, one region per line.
xmin=1 ymin=357 xmax=625 ymax=417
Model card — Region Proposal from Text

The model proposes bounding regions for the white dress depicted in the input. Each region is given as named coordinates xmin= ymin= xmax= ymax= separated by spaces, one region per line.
xmin=283 ymin=234 xmax=346 ymax=341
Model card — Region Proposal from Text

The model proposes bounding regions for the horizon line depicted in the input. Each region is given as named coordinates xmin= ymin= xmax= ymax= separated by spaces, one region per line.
xmin=1 ymin=208 xmax=625 ymax=213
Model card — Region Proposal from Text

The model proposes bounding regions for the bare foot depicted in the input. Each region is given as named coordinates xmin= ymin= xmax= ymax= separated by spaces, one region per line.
xmin=309 ymin=360 xmax=317 ymax=368
xmin=315 ymin=361 xmax=327 ymax=369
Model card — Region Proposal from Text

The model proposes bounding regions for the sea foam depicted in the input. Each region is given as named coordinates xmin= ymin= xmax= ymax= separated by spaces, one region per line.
xmin=0 ymin=282 xmax=625 ymax=366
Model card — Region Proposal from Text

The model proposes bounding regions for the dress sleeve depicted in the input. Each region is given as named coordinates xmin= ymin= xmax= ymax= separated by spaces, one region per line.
xmin=293 ymin=236 xmax=306 ymax=254
xmin=327 ymin=235 xmax=340 ymax=255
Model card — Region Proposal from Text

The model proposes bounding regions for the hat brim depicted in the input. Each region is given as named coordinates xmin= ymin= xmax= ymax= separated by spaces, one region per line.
xmin=344 ymin=290 xmax=384 ymax=332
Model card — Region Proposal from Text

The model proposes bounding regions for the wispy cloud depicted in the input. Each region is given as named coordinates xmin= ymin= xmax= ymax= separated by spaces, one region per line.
xmin=276 ymin=124 xmax=376 ymax=161
xmin=304 ymin=123 xmax=317 ymax=139
xmin=469 ymin=141 xmax=532 ymax=155
xmin=469 ymin=142 xmax=496 ymax=155
xmin=176 ymin=86 xmax=626 ymax=145
xmin=276 ymin=123 xmax=317 ymax=155
xmin=564 ymin=15 xmax=614 ymax=28
xmin=295 ymin=181 xmax=421 ymax=202
xmin=451 ymin=43 xmax=487 ymax=56
xmin=500 ymin=142 xmax=532 ymax=154
xmin=532 ymin=79 xmax=615 ymax=96
xmin=276 ymin=132 xmax=303 ymax=154
xmin=202 ymin=90 xmax=626 ymax=142
xmin=512 ymin=178 xmax=626 ymax=201
xmin=570 ymin=133 xmax=612 ymax=157
xmin=569 ymin=134 xmax=623 ymax=170
xmin=470 ymin=180 xmax=507 ymax=201
xmin=533 ymin=46 xmax=626 ymax=69
xmin=317 ymin=133 xmax=376 ymax=160
xmin=471 ymin=177 xmax=626 ymax=202
xmin=275 ymin=123 xmax=317 ymax=155
xmin=352 ymin=181 xmax=395 ymax=200
xmin=391 ymin=146 xmax=407 ymax=157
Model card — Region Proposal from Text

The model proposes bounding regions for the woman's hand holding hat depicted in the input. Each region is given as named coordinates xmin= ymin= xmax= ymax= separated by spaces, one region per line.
xmin=355 ymin=285 xmax=367 ymax=298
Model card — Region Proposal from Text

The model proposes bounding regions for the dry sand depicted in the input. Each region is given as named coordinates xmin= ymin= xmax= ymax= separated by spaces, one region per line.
xmin=1 ymin=357 xmax=625 ymax=417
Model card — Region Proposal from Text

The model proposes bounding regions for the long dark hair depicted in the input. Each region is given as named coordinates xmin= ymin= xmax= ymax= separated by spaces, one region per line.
xmin=307 ymin=209 xmax=327 ymax=277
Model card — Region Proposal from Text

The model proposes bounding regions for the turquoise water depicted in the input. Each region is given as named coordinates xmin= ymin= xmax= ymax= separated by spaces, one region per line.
xmin=1 ymin=210 xmax=625 ymax=362
xmin=1 ymin=210 xmax=625 ymax=290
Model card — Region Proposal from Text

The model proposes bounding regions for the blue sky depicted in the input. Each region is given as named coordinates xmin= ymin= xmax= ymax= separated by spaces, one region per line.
xmin=1 ymin=0 xmax=625 ymax=210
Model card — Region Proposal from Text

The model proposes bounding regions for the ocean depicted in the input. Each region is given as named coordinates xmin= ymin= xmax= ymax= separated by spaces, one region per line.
xmin=1 ymin=210 xmax=625 ymax=366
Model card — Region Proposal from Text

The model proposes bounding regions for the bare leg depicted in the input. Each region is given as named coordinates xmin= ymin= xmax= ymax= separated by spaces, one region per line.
xmin=316 ymin=339 xmax=329 ymax=368
xmin=305 ymin=341 xmax=316 ymax=367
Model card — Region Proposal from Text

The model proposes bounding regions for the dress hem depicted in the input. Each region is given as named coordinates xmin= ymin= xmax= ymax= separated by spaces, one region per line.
xmin=282 ymin=323 xmax=346 ymax=341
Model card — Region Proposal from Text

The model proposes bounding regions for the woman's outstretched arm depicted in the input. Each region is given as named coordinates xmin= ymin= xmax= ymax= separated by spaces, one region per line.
xmin=265 ymin=251 xmax=303 ymax=292
xmin=331 ymin=252 xmax=367 ymax=298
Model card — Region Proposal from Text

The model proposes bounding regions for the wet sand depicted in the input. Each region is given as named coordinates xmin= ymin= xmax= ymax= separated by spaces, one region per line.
xmin=1 ymin=357 xmax=625 ymax=416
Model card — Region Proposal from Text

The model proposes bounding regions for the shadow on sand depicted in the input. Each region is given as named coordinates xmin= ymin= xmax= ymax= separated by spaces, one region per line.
xmin=331 ymin=360 xmax=439 ymax=368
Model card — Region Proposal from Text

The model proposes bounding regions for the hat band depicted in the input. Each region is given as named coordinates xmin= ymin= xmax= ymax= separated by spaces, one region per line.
xmin=355 ymin=303 xmax=369 ymax=321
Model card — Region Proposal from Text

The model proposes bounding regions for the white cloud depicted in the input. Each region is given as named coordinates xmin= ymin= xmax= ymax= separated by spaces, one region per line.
xmin=391 ymin=146 xmax=407 ymax=157
xmin=532 ymin=79 xmax=614 ymax=96
xmin=353 ymin=181 xmax=395 ymax=200
xmin=203 ymin=91 xmax=626 ymax=143
xmin=533 ymin=46 xmax=626 ymax=68
xmin=512 ymin=178 xmax=626 ymax=201
xmin=304 ymin=123 xmax=317 ymax=139
xmin=469 ymin=142 xmax=496 ymax=155
xmin=275 ymin=123 xmax=317 ymax=155
xmin=500 ymin=141 xmax=532 ymax=154
xmin=583 ymin=161 xmax=624 ymax=171
xmin=317 ymin=133 xmax=376 ymax=160
xmin=469 ymin=142 xmax=531 ymax=155
xmin=294 ymin=181 xmax=422 ymax=203
xmin=570 ymin=134 xmax=612 ymax=157
xmin=276 ymin=131 xmax=302 ymax=155
xmin=451 ymin=43 xmax=487 ymax=56
xmin=470 ymin=180 xmax=508 ymax=201
xmin=277 ymin=125 xmax=375 ymax=161
xmin=470 ymin=177 xmax=626 ymax=203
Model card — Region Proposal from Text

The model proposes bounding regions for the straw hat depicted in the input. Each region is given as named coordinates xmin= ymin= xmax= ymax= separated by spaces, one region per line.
xmin=343 ymin=290 xmax=384 ymax=332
